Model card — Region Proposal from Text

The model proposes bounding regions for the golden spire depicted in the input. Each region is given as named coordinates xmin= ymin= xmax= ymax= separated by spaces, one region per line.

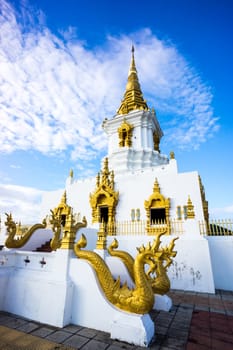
xmin=61 ymin=190 xmax=67 ymax=204
xmin=69 ymin=169 xmax=73 ymax=178
xmin=117 ymin=46 xmax=149 ymax=115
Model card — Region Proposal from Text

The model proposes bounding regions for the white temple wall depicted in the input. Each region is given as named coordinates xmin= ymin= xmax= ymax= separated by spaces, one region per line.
xmin=113 ymin=167 xmax=204 ymax=223
xmin=70 ymin=258 xmax=117 ymax=332
xmin=0 ymin=250 xmax=74 ymax=327
xmin=107 ymin=233 xmax=215 ymax=293
xmin=40 ymin=160 xmax=204 ymax=231
xmin=206 ymin=236 xmax=233 ymax=291
xmin=0 ymin=269 xmax=11 ymax=309
xmin=17 ymin=229 xmax=53 ymax=251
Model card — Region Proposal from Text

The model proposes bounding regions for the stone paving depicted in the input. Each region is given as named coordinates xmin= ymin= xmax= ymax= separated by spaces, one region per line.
xmin=0 ymin=289 xmax=233 ymax=349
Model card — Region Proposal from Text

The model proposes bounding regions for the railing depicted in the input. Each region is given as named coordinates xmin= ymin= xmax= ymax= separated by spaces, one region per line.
xmin=199 ymin=219 xmax=233 ymax=236
xmin=106 ymin=219 xmax=185 ymax=236
xmin=106 ymin=219 xmax=233 ymax=236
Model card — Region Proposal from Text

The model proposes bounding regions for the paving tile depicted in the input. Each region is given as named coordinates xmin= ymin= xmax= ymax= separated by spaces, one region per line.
xmin=107 ymin=343 xmax=134 ymax=350
xmin=0 ymin=325 xmax=74 ymax=350
xmin=0 ymin=314 xmax=14 ymax=325
xmin=81 ymin=339 xmax=109 ymax=350
xmin=63 ymin=324 xmax=83 ymax=333
xmin=46 ymin=329 xmax=72 ymax=343
xmin=155 ymin=325 xmax=168 ymax=335
xmin=31 ymin=326 xmax=56 ymax=338
xmin=167 ymin=327 xmax=189 ymax=340
xmin=107 ymin=345 xmax=129 ymax=350
xmin=161 ymin=336 xmax=186 ymax=349
xmin=94 ymin=330 xmax=113 ymax=345
xmin=194 ymin=305 xmax=209 ymax=312
xmin=186 ymin=341 xmax=210 ymax=349
xmin=211 ymin=330 xmax=233 ymax=343
xmin=62 ymin=334 xmax=89 ymax=349
xmin=188 ymin=334 xmax=211 ymax=347
xmin=16 ymin=321 xmax=39 ymax=333
xmin=211 ymin=337 xmax=233 ymax=350
xmin=2 ymin=317 xmax=28 ymax=329
xmin=77 ymin=327 xmax=98 ymax=338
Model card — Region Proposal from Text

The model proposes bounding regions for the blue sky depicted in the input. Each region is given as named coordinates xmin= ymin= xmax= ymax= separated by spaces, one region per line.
xmin=0 ymin=0 xmax=233 ymax=223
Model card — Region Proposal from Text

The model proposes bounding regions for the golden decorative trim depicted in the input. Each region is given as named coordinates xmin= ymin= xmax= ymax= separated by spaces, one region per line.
xmin=118 ymin=119 xmax=133 ymax=147
xmin=69 ymin=169 xmax=74 ymax=178
xmin=170 ymin=151 xmax=175 ymax=159
xmin=153 ymin=131 xmax=161 ymax=152
xmin=50 ymin=192 xmax=87 ymax=250
xmin=90 ymin=158 xmax=118 ymax=229
xmin=117 ymin=46 xmax=149 ymax=115
xmin=144 ymin=178 xmax=170 ymax=235
xmin=186 ymin=196 xmax=195 ymax=219
xmin=198 ymin=175 xmax=209 ymax=224
xmin=53 ymin=191 xmax=71 ymax=226
xmin=96 ymin=222 xmax=107 ymax=250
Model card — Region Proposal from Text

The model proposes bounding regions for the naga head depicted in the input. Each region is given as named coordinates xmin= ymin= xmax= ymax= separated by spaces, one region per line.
xmin=136 ymin=234 xmax=178 ymax=279
xmin=5 ymin=213 xmax=16 ymax=237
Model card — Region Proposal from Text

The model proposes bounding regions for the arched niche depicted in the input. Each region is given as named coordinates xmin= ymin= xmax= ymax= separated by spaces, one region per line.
xmin=53 ymin=191 xmax=71 ymax=226
xmin=118 ymin=119 xmax=133 ymax=147
xmin=90 ymin=158 xmax=119 ymax=231
xmin=144 ymin=178 xmax=170 ymax=235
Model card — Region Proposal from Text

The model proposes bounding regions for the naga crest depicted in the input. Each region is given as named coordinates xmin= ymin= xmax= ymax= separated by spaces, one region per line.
xmin=109 ymin=231 xmax=178 ymax=295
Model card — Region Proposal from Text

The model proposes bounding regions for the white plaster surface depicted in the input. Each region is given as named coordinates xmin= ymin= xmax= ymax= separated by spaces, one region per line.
xmin=206 ymin=236 xmax=233 ymax=291
xmin=0 ymin=250 xmax=73 ymax=327
xmin=107 ymin=234 xmax=215 ymax=293
xmin=69 ymin=258 xmax=154 ymax=346
xmin=153 ymin=294 xmax=172 ymax=312
xmin=110 ymin=312 xmax=154 ymax=347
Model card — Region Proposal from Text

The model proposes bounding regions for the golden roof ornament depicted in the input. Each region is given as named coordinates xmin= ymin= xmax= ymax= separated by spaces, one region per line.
xmin=153 ymin=178 xmax=160 ymax=193
xmin=117 ymin=46 xmax=149 ymax=115
xmin=69 ymin=169 xmax=74 ymax=178
xmin=61 ymin=190 xmax=67 ymax=205
xmin=187 ymin=195 xmax=195 ymax=219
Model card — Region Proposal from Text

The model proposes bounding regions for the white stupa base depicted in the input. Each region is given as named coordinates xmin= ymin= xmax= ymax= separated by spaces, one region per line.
xmin=110 ymin=312 xmax=155 ymax=347
xmin=153 ymin=294 xmax=172 ymax=312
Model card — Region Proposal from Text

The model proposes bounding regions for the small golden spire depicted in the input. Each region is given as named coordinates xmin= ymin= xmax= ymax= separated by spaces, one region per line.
xmin=153 ymin=178 xmax=160 ymax=193
xmin=117 ymin=46 xmax=149 ymax=115
xmin=170 ymin=151 xmax=175 ymax=159
xmin=61 ymin=191 xmax=67 ymax=204
xmin=187 ymin=195 xmax=195 ymax=219
xmin=69 ymin=169 xmax=73 ymax=178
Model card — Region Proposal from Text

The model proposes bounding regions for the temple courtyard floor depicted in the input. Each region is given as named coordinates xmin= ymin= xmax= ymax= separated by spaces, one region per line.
xmin=0 ymin=289 xmax=233 ymax=350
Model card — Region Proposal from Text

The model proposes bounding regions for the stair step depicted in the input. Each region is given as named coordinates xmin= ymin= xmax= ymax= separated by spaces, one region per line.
xmin=34 ymin=240 xmax=52 ymax=253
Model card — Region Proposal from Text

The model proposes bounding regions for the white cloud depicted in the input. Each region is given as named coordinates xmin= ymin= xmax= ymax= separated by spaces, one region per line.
xmin=0 ymin=183 xmax=44 ymax=224
xmin=0 ymin=0 xmax=219 ymax=164
xmin=209 ymin=205 xmax=233 ymax=220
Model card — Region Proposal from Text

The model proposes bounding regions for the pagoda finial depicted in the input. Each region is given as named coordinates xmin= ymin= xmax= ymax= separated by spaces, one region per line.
xmin=69 ymin=169 xmax=73 ymax=178
xmin=117 ymin=46 xmax=149 ymax=115
xmin=130 ymin=45 xmax=136 ymax=74
xmin=61 ymin=190 xmax=67 ymax=204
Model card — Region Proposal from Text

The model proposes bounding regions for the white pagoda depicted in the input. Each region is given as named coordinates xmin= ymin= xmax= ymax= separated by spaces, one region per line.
xmin=41 ymin=46 xmax=215 ymax=293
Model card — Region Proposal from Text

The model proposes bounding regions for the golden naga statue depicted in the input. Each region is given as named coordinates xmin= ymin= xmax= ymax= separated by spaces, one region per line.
xmin=108 ymin=231 xmax=178 ymax=296
xmin=4 ymin=213 xmax=46 ymax=249
xmin=74 ymin=233 xmax=177 ymax=314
